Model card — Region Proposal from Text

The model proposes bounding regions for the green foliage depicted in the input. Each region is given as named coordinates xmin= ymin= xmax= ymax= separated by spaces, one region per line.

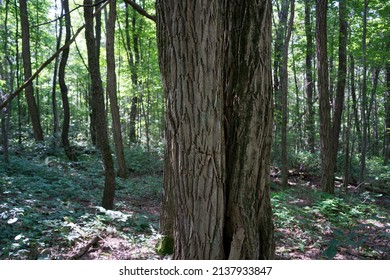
xmin=0 ymin=149 xmax=162 ymax=259
xmin=125 ymin=146 xmax=163 ymax=175
xmin=290 ymin=151 xmax=322 ymax=174
xmin=271 ymin=187 xmax=389 ymax=259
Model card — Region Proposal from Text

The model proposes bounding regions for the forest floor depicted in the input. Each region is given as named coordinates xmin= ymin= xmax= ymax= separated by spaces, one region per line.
xmin=0 ymin=145 xmax=389 ymax=260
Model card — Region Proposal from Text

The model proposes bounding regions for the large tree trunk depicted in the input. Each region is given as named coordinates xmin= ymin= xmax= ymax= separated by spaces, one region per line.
xmin=316 ymin=0 xmax=335 ymax=194
xmin=59 ymin=0 xmax=77 ymax=161
xmin=19 ymin=0 xmax=44 ymax=141
xmin=106 ymin=0 xmax=128 ymax=178
xmin=157 ymin=0 xmax=274 ymax=260
xmin=84 ymin=0 xmax=116 ymax=210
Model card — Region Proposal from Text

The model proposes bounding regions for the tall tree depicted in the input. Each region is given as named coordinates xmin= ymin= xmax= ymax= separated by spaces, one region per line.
xmin=19 ymin=0 xmax=44 ymax=141
xmin=280 ymin=0 xmax=295 ymax=189
xmin=360 ymin=0 xmax=368 ymax=184
xmin=157 ymin=0 xmax=274 ymax=259
xmin=332 ymin=0 xmax=347 ymax=175
xmin=106 ymin=0 xmax=128 ymax=178
xmin=59 ymin=0 xmax=77 ymax=161
xmin=84 ymin=0 xmax=116 ymax=209
xmin=304 ymin=0 xmax=315 ymax=153
xmin=385 ymin=54 xmax=390 ymax=165
xmin=51 ymin=0 xmax=62 ymax=136
xmin=316 ymin=0 xmax=335 ymax=194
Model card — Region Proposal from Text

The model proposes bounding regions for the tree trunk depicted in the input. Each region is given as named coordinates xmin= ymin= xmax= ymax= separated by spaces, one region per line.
xmin=51 ymin=0 xmax=62 ymax=137
xmin=280 ymin=0 xmax=295 ymax=189
xmin=1 ymin=0 xmax=13 ymax=164
xmin=19 ymin=0 xmax=44 ymax=141
xmin=273 ymin=0 xmax=289 ymax=163
xmin=125 ymin=4 xmax=139 ymax=143
xmin=157 ymin=0 xmax=274 ymax=260
xmin=367 ymin=67 xmax=380 ymax=155
xmin=316 ymin=0 xmax=335 ymax=194
xmin=84 ymin=0 xmax=116 ymax=210
xmin=304 ymin=0 xmax=315 ymax=154
xmin=331 ymin=0 xmax=347 ymax=173
xmin=350 ymin=55 xmax=360 ymax=135
xmin=385 ymin=58 xmax=390 ymax=165
xmin=360 ymin=0 xmax=368 ymax=184
xmin=106 ymin=0 xmax=128 ymax=178
xmin=59 ymin=0 xmax=77 ymax=161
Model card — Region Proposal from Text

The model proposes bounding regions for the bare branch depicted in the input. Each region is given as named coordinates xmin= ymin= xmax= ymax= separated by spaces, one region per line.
xmin=122 ymin=0 xmax=156 ymax=22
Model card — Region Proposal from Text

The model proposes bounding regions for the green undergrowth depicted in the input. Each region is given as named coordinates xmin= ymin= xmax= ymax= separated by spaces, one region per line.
xmin=0 ymin=146 xmax=163 ymax=259
xmin=272 ymin=187 xmax=389 ymax=259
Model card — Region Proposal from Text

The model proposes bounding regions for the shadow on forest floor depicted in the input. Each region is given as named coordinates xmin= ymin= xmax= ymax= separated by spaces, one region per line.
xmin=0 ymin=151 xmax=389 ymax=260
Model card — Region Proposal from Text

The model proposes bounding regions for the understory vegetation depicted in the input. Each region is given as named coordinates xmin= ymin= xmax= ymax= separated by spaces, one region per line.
xmin=1 ymin=143 xmax=388 ymax=260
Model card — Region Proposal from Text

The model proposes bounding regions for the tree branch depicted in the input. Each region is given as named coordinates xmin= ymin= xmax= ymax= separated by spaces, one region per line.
xmin=122 ymin=0 xmax=156 ymax=22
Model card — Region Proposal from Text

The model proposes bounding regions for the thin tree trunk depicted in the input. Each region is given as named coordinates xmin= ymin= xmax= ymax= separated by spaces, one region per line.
xmin=84 ymin=0 xmax=116 ymax=210
xmin=106 ymin=0 xmax=128 ymax=178
xmin=1 ymin=0 xmax=13 ymax=164
xmin=125 ymin=4 xmax=139 ymax=143
xmin=385 ymin=58 xmax=390 ymax=165
xmin=281 ymin=0 xmax=295 ymax=189
xmin=367 ymin=67 xmax=380 ymax=155
xmin=19 ymin=0 xmax=44 ymax=141
xmin=304 ymin=0 xmax=315 ymax=153
xmin=343 ymin=86 xmax=351 ymax=192
xmin=51 ymin=0 xmax=62 ymax=137
xmin=332 ymin=0 xmax=347 ymax=173
xmin=273 ymin=0 xmax=288 ymax=162
xmin=360 ymin=0 xmax=368 ymax=184
xmin=350 ymin=55 xmax=360 ymax=135
xmin=59 ymin=0 xmax=77 ymax=161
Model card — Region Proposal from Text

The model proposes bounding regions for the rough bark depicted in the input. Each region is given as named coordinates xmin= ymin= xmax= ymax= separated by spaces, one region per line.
xmin=84 ymin=0 xmax=116 ymax=210
xmin=316 ymin=0 xmax=335 ymax=194
xmin=224 ymin=1 xmax=274 ymax=259
xmin=19 ymin=0 xmax=44 ymax=141
xmin=157 ymin=0 xmax=274 ymax=260
xmin=106 ymin=0 xmax=128 ymax=178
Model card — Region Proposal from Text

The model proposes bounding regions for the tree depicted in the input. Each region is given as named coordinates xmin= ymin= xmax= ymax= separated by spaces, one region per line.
xmin=359 ymin=0 xmax=369 ymax=185
xmin=19 ymin=0 xmax=44 ymax=141
xmin=84 ymin=0 xmax=116 ymax=209
xmin=59 ymin=0 xmax=77 ymax=161
xmin=304 ymin=0 xmax=315 ymax=154
xmin=157 ymin=0 xmax=274 ymax=259
xmin=385 ymin=48 xmax=390 ymax=165
xmin=332 ymin=0 xmax=347 ymax=178
xmin=316 ymin=0 xmax=335 ymax=194
xmin=106 ymin=0 xmax=128 ymax=178
xmin=280 ymin=0 xmax=295 ymax=189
